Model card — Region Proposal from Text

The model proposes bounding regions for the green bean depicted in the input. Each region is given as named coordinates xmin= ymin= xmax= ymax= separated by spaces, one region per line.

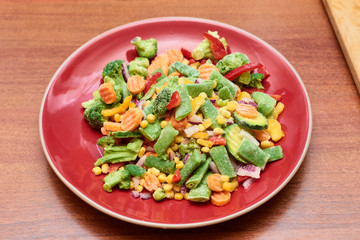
xmin=237 ymin=138 xmax=270 ymax=169
xmin=200 ymin=98 xmax=220 ymax=129
xmin=176 ymin=149 xmax=203 ymax=187
xmin=175 ymin=84 xmax=192 ymax=121
xmin=186 ymin=80 xmax=213 ymax=98
xmin=124 ymin=164 xmax=146 ymax=177
xmin=139 ymin=102 xmax=161 ymax=141
xmin=170 ymin=61 xmax=200 ymax=78
xmin=187 ymin=172 xmax=212 ymax=202
xmin=154 ymin=122 xmax=179 ymax=156
xmin=209 ymin=146 xmax=237 ymax=178
xmin=185 ymin=157 xmax=211 ymax=189
xmin=103 ymin=169 xmax=130 ymax=192
xmin=209 ymin=70 xmax=238 ymax=100
xmin=144 ymin=156 xmax=176 ymax=174
xmin=262 ymin=146 xmax=283 ymax=162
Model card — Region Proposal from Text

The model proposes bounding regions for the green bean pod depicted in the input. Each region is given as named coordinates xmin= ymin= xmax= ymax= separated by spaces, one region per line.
xmin=176 ymin=149 xmax=203 ymax=187
xmin=175 ymin=84 xmax=192 ymax=121
xmin=209 ymin=146 xmax=237 ymax=178
xmin=185 ymin=157 xmax=211 ymax=189
xmin=144 ymin=156 xmax=176 ymax=174
xmin=187 ymin=171 xmax=212 ymax=202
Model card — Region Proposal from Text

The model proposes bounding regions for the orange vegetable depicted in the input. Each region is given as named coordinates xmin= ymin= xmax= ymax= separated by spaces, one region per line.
xmin=147 ymin=54 xmax=169 ymax=77
xmin=165 ymin=110 xmax=188 ymax=131
xmin=211 ymin=191 xmax=231 ymax=206
xmin=206 ymin=173 xmax=223 ymax=192
xmin=198 ymin=63 xmax=219 ymax=80
xmin=103 ymin=121 xmax=123 ymax=132
xmin=127 ymin=75 xmax=145 ymax=94
xmin=121 ymin=108 xmax=143 ymax=131
xmin=98 ymin=83 xmax=116 ymax=104
xmin=235 ymin=104 xmax=258 ymax=119
xmin=101 ymin=95 xmax=132 ymax=117
xmin=108 ymin=162 xmax=125 ymax=173
xmin=165 ymin=49 xmax=184 ymax=65
xmin=144 ymin=152 xmax=158 ymax=157
xmin=252 ymin=129 xmax=271 ymax=142
xmin=143 ymin=174 xmax=161 ymax=192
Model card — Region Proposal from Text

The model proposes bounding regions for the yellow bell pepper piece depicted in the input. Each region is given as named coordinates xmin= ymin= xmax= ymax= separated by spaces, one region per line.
xmin=265 ymin=119 xmax=285 ymax=142
xmin=101 ymin=95 xmax=132 ymax=117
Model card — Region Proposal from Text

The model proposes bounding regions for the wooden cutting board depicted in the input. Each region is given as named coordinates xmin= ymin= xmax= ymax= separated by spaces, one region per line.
xmin=323 ymin=0 xmax=360 ymax=94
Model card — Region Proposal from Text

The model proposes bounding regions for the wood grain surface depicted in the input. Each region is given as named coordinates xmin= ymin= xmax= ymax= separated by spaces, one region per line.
xmin=1 ymin=0 xmax=360 ymax=239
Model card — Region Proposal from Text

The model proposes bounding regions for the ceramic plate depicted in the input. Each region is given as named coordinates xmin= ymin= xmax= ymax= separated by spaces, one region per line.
xmin=40 ymin=17 xmax=312 ymax=229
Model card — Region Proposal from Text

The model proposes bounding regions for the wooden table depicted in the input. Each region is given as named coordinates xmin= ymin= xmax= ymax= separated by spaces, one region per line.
xmin=1 ymin=0 xmax=359 ymax=239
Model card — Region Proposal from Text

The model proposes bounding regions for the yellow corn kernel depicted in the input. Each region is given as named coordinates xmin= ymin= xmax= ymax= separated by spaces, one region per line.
xmin=174 ymin=157 xmax=180 ymax=163
xmin=114 ymin=114 xmax=121 ymax=123
xmin=166 ymin=148 xmax=174 ymax=155
xmin=163 ymin=183 xmax=173 ymax=192
xmin=129 ymin=181 xmax=134 ymax=190
xmin=182 ymin=59 xmax=190 ymax=65
xmin=139 ymin=178 xmax=145 ymax=186
xmin=128 ymin=102 xmax=136 ymax=109
xmin=138 ymin=147 xmax=146 ymax=158
xmin=261 ymin=140 xmax=274 ymax=148
xmin=186 ymin=123 xmax=192 ymax=128
xmin=147 ymin=114 xmax=155 ymax=123
xmin=140 ymin=120 xmax=148 ymax=129
xmin=92 ymin=166 xmax=102 ymax=175
xmin=190 ymin=132 xmax=208 ymax=139
xmin=171 ymin=143 xmax=179 ymax=151
xmin=119 ymin=166 xmax=125 ymax=171
xmin=184 ymin=192 xmax=189 ymax=200
xmin=190 ymin=62 xmax=200 ymax=69
xmin=176 ymin=161 xmax=184 ymax=169
xmin=202 ymin=118 xmax=212 ymax=129
xmin=143 ymin=100 xmax=151 ymax=108
xmin=101 ymin=163 xmax=109 ymax=174
xmin=197 ymin=113 xmax=204 ymax=119
xmin=166 ymin=174 xmax=174 ymax=183
xmin=165 ymin=190 xmax=175 ymax=199
xmin=156 ymin=81 xmax=168 ymax=94
xmin=216 ymin=115 xmax=226 ymax=125
xmin=265 ymin=119 xmax=285 ymax=142
xmin=160 ymin=120 xmax=168 ymax=128
xmin=197 ymin=139 xmax=214 ymax=148
xmin=158 ymin=173 xmax=167 ymax=183
xmin=213 ymin=127 xmax=225 ymax=135
xmin=220 ymin=109 xmax=231 ymax=119
xmin=174 ymin=135 xmax=184 ymax=144
xmin=221 ymin=175 xmax=230 ymax=182
xmin=172 ymin=184 xmax=181 ymax=192
xmin=198 ymin=124 xmax=205 ymax=132
xmin=135 ymin=185 xmax=143 ymax=192
xmin=222 ymin=180 xmax=238 ymax=192
xmin=201 ymin=146 xmax=210 ymax=153
xmin=174 ymin=193 xmax=184 ymax=200
xmin=212 ymin=80 xmax=217 ymax=89
xmin=237 ymin=91 xmax=251 ymax=101
xmin=150 ymin=167 xmax=160 ymax=176
xmin=225 ymin=101 xmax=238 ymax=112
xmin=273 ymin=102 xmax=285 ymax=120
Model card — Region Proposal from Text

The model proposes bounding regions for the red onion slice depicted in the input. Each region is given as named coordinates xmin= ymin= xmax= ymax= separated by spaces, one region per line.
xmin=209 ymin=161 xmax=220 ymax=174
xmin=136 ymin=155 xmax=146 ymax=167
xmin=237 ymin=164 xmax=261 ymax=179
xmin=140 ymin=192 xmax=152 ymax=200
xmin=122 ymin=62 xmax=130 ymax=82
xmin=243 ymin=178 xmax=257 ymax=189
xmin=183 ymin=125 xmax=200 ymax=137
xmin=131 ymin=190 xmax=140 ymax=199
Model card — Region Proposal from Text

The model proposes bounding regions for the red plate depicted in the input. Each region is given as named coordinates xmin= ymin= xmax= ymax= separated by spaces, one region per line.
xmin=40 ymin=17 xmax=312 ymax=228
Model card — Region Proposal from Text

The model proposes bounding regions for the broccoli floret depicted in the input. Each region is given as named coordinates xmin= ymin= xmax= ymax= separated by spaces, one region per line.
xmin=128 ymin=57 xmax=149 ymax=78
xmin=179 ymin=139 xmax=200 ymax=157
xmin=96 ymin=136 xmax=116 ymax=148
xmin=102 ymin=59 xmax=130 ymax=100
xmin=83 ymin=101 xmax=107 ymax=129
xmin=131 ymin=37 xmax=158 ymax=59
xmin=103 ymin=169 xmax=131 ymax=192
xmin=153 ymin=87 xmax=172 ymax=115
xmin=215 ymin=52 xmax=250 ymax=75
xmin=192 ymin=31 xmax=227 ymax=60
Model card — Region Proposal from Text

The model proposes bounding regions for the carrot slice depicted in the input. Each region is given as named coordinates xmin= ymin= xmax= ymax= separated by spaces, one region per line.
xmin=98 ymin=83 xmax=116 ymax=104
xmin=121 ymin=108 xmax=143 ymax=131
xmin=211 ymin=191 xmax=231 ymax=206
xmin=251 ymin=129 xmax=271 ymax=142
xmin=198 ymin=63 xmax=219 ymax=80
xmin=103 ymin=121 xmax=123 ymax=132
xmin=235 ymin=104 xmax=258 ymax=119
xmin=127 ymin=75 xmax=145 ymax=94
xmin=206 ymin=173 xmax=223 ymax=192
xmin=143 ymin=174 xmax=160 ymax=192
xmin=165 ymin=49 xmax=184 ymax=65
xmin=147 ymin=54 xmax=169 ymax=77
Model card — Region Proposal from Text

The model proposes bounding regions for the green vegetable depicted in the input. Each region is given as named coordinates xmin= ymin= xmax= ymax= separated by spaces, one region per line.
xmin=154 ymin=122 xmax=179 ymax=156
xmin=170 ymin=61 xmax=200 ymax=78
xmin=178 ymin=139 xmax=200 ymax=157
xmin=209 ymin=146 xmax=237 ymax=178
xmin=153 ymin=188 xmax=166 ymax=201
xmin=128 ymin=57 xmax=149 ymax=78
xmin=153 ymin=87 xmax=172 ymax=115
xmin=185 ymin=157 xmax=211 ymax=189
xmin=200 ymin=98 xmax=220 ymax=129
xmin=124 ymin=164 xmax=146 ymax=177
xmin=111 ymin=131 xmax=142 ymax=138
xmin=168 ymin=76 xmax=179 ymax=90
xmin=131 ymin=37 xmax=158 ymax=59
xmin=192 ymin=31 xmax=227 ymax=60
xmin=96 ymin=136 xmax=116 ymax=148
xmin=262 ymin=146 xmax=283 ymax=162
xmin=175 ymin=84 xmax=192 ymax=121
xmin=126 ymin=138 xmax=143 ymax=152
xmin=139 ymin=102 xmax=161 ymax=141
xmin=224 ymin=124 xmax=247 ymax=163
xmin=102 ymin=59 xmax=130 ymax=100
xmin=103 ymin=169 xmax=131 ymax=192
xmin=187 ymin=172 xmax=212 ymax=202
xmin=186 ymin=80 xmax=213 ymax=98
xmin=83 ymin=101 xmax=107 ymax=129
xmin=218 ymin=86 xmax=232 ymax=100
xmin=233 ymin=112 xmax=268 ymax=130
xmin=237 ymin=138 xmax=270 ymax=170
xmin=251 ymin=91 xmax=277 ymax=116
xmin=176 ymin=149 xmax=203 ymax=187
xmin=144 ymin=156 xmax=176 ymax=174
xmin=215 ymin=52 xmax=250 ymax=75
xmin=209 ymin=70 xmax=238 ymax=100
xmin=249 ymin=73 xmax=265 ymax=90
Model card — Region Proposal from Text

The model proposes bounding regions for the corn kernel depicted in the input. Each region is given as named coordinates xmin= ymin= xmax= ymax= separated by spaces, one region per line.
xmin=101 ymin=163 xmax=109 ymax=174
xmin=139 ymin=178 xmax=145 ymax=186
xmin=198 ymin=124 xmax=205 ymax=132
xmin=172 ymin=184 xmax=181 ymax=192
xmin=160 ymin=120 xmax=168 ymax=128
xmin=92 ymin=166 xmax=102 ymax=175
xmin=150 ymin=167 xmax=160 ymax=176
xmin=216 ymin=115 xmax=226 ymax=125
xmin=174 ymin=193 xmax=184 ymax=200
xmin=158 ymin=173 xmax=167 ymax=183
xmin=114 ymin=114 xmax=121 ymax=123
xmin=171 ymin=143 xmax=179 ymax=151
xmin=129 ymin=181 xmax=134 ymax=190
xmin=261 ymin=140 xmax=274 ymax=148
xmin=222 ymin=181 xmax=235 ymax=192
xmin=197 ymin=139 xmax=214 ymax=148
xmin=221 ymin=109 xmax=231 ymax=119
xmin=199 ymin=92 xmax=207 ymax=99
xmin=128 ymin=102 xmax=136 ymax=109
xmin=237 ymin=91 xmax=251 ymax=101
xmin=213 ymin=127 xmax=225 ymax=135
xmin=147 ymin=114 xmax=156 ymax=123
xmin=174 ymin=135 xmax=184 ymax=144
xmin=166 ymin=148 xmax=174 ymax=155
xmin=190 ymin=132 xmax=208 ymax=139
xmin=176 ymin=161 xmax=184 ymax=169
xmin=190 ymin=62 xmax=200 ymax=69
xmin=221 ymin=175 xmax=230 ymax=182
xmin=119 ymin=166 xmax=125 ymax=171
xmin=182 ymin=59 xmax=190 ymax=65
xmin=138 ymin=147 xmax=146 ymax=158
xmin=225 ymin=101 xmax=238 ymax=112
xmin=201 ymin=146 xmax=210 ymax=153
xmin=186 ymin=123 xmax=192 ymax=128
xmin=163 ymin=183 xmax=173 ymax=192
xmin=184 ymin=192 xmax=189 ymax=200
xmin=140 ymin=120 xmax=148 ymax=129
xmin=165 ymin=190 xmax=175 ymax=199
xmin=212 ymin=80 xmax=217 ymax=89
xmin=166 ymin=174 xmax=174 ymax=183
xmin=174 ymin=157 xmax=180 ymax=163
xmin=202 ymin=118 xmax=212 ymax=129
xmin=143 ymin=100 xmax=151 ymax=108
xmin=197 ymin=113 xmax=204 ymax=119
xmin=135 ymin=185 xmax=143 ymax=192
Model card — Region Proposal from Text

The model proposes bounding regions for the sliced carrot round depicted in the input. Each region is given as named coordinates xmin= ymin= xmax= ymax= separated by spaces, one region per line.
xmin=211 ymin=191 xmax=231 ymax=206
xmin=206 ymin=173 xmax=223 ymax=192
xmin=127 ymin=75 xmax=145 ymax=94
xmin=165 ymin=49 xmax=184 ymax=65
xmin=143 ymin=174 xmax=160 ymax=192
xmin=121 ymin=108 xmax=143 ymax=131
xmin=235 ymin=104 xmax=258 ymax=118
xmin=98 ymin=83 xmax=116 ymax=104
xmin=198 ymin=63 xmax=219 ymax=80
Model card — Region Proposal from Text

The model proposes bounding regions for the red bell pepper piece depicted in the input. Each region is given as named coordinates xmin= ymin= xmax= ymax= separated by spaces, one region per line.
xmin=172 ymin=169 xmax=181 ymax=183
xmin=166 ymin=91 xmax=181 ymax=110
xmin=143 ymin=72 xmax=162 ymax=94
xmin=181 ymin=47 xmax=193 ymax=59
xmin=224 ymin=62 xmax=263 ymax=81
xmin=237 ymin=175 xmax=250 ymax=184
xmin=203 ymin=32 xmax=227 ymax=60
xmin=208 ymin=135 xmax=227 ymax=146
xmin=270 ymin=94 xmax=282 ymax=102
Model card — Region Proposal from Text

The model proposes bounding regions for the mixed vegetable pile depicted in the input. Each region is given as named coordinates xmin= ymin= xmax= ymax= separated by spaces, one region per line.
xmin=82 ymin=31 xmax=285 ymax=206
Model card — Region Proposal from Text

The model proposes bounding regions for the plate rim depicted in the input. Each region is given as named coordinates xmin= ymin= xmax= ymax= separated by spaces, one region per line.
xmin=39 ymin=16 xmax=312 ymax=229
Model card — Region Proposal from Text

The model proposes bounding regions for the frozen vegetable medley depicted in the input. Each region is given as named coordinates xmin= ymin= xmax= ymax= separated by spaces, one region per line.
xmin=82 ymin=31 xmax=285 ymax=206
